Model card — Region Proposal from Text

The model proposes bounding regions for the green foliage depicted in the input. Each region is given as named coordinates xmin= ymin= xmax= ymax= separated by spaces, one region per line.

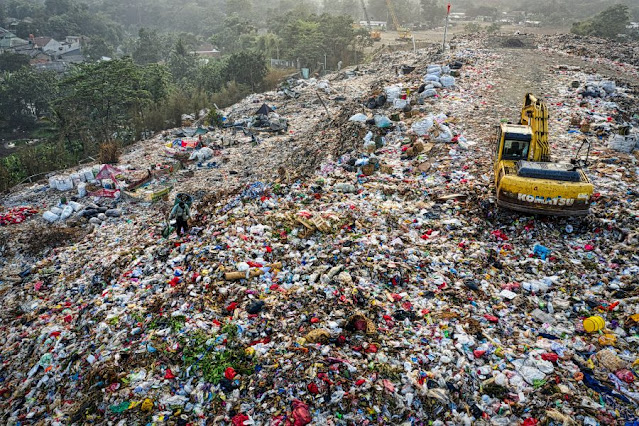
xmin=0 ymin=52 xmax=30 ymax=72
xmin=571 ymin=4 xmax=630 ymax=40
xmin=84 ymin=37 xmax=114 ymax=61
xmin=211 ymin=14 xmax=257 ymax=54
xmin=170 ymin=315 xmax=186 ymax=333
xmin=268 ymin=12 xmax=364 ymax=69
xmin=181 ymin=329 xmax=255 ymax=384
xmin=464 ymin=22 xmax=482 ymax=33
xmin=168 ymin=38 xmax=199 ymax=85
xmin=465 ymin=5 xmax=499 ymax=19
xmin=223 ymin=51 xmax=267 ymax=91
xmin=0 ymin=141 xmax=79 ymax=191
xmin=210 ymin=81 xmax=252 ymax=109
xmin=196 ymin=60 xmax=226 ymax=94
xmin=206 ymin=108 xmax=224 ymax=127
xmin=420 ymin=0 xmax=447 ymax=28
xmin=52 ymin=57 xmax=151 ymax=150
xmin=132 ymin=28 xmax=165 ymax=64
xmin=0 ymin=68 xmax=59 ymax=129
xmin=487 ymin=22 xmax=502 ymax=34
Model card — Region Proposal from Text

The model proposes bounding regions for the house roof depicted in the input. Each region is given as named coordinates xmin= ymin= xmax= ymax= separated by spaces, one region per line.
xmin=33 ymin=37 xmax=53 ymax=47
xmin=0 ymin=27 xmax=15 ymax=38
xmin=0 ymin=36 xmax=28 ymax=49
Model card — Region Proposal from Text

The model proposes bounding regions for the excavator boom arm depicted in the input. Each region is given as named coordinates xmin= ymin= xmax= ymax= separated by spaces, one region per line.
xmin=521 ymin=93 xmax=550 ymax=162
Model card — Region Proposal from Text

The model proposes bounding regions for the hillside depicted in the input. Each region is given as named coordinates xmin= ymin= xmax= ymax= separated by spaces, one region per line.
xmin=0 ymin=33 xmax=638 ymax=425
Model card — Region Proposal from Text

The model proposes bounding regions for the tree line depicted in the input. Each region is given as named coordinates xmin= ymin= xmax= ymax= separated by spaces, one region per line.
xmin=0 ymin=6 xmax=372 ymax=191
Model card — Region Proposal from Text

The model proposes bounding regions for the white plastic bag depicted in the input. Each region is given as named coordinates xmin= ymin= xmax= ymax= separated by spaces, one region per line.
xmin=432 ymin=124 xmax=453 ymax=143
xmin=393 ymin=98 xmax=409 ymax=110
xmin=60 ymin=205 xmax=74 ymax=220
xmin=411 ymin=116 xmax=434 ymax=136
xmin=43 ymin=211 xmax=59 ymax=223
xmin=349 ymin=113 xmax=368 ymax=122
xmin=384 ymin=86 xmax=402 ymax=101
xmin=440 ymin=75 xmax=455 ymax=88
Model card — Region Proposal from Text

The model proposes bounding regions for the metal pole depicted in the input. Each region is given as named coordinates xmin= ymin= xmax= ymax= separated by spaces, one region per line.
xmin=442 ymin=14 xmax=449 ymax=52
xmin=442 ymin=3 xmax=451 ymax=52
xmin=412 ymin=35 xmax=416 ymax=53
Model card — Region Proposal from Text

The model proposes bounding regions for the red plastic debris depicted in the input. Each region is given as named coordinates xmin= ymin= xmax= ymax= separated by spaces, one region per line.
xmin=0 ymin=206 xmax=38 ymax=226
xmin=226 ymin=302 xmax=238 ymax=312
xmin=225 ymin=367 xmax=237 ymax=380
xmin=483 ymin=314 xmax=499 ymax=323
xmin=231 ymin=413 xmax=249 ymax=426
xmin=490 ymin=230 xmax=509 ymax=241
xmin=541 ymin=353 xmax=559 ymax=362
xmin=473 ymin=350 xmax=486 ymax=358
xmin=164 ymin=368 xmax=176 ymax=379
xmin=307 ymin=382 xmax=319 ymax=394
xmin=616 ymin=369 xmax=634 ymax=383
xmin=355 ymin=379 xmax=366 ymax=386
xmin=291 ymin=399 xmax=311 ymax=426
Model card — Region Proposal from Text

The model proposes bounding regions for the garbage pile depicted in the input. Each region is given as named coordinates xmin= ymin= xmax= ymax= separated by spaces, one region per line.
xmin=0 ymin=206 xmax=39 ymax=226
xmin=0 ymin=33 xmax=638 ymax=426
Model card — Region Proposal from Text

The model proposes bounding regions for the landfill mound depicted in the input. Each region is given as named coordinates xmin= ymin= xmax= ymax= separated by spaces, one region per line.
xmin=0 ymin=34 xmax=638 ymax=425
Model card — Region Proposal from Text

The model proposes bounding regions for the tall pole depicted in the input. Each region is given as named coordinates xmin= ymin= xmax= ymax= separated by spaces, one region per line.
xmin=442 ymin=3 xmax=451 ymax=52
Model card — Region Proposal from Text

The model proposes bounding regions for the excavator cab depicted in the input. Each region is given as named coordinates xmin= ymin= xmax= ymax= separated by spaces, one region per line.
xmin=493 ymin=94 xmax=594 ymax=216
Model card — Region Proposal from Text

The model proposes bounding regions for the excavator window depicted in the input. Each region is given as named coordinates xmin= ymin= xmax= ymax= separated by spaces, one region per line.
xmin=502 ymin=139 xmax=530 ymax=160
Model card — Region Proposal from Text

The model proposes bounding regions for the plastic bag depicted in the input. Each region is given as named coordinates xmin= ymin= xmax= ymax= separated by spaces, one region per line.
xmin=384 ymin=86 xmax=401 ymax=101
xmin=432 ymin=124 xmax=453 ymax=143
xmin=190 ymin=147 xmax=214 ymax=162
xmin=411 ymin=116 xmax=434 ymax=136
xmin=424 ymin=74 xmax=440 ymax=82
xmin=609 ymin=134 xmax=636 ymax=153
xmin=421 ymin=89 xmax=437 ymax=98
xmin=349 ymin=113 xmax=368 ymax=122
xmin=393 ymin=98 xmax=409 ymax=110
xmin=60 ymin=205 xmax=74 ymax=220
xmin=426 ymin=65 xmax=442 ymax=76
xmin=78 ymin=182 xmax=87 ymax=198
xmin=43 ymin=211 xmax=59 ymax=223
xmin=440 ymin=76 xmax=455 ymax=88
xmin=600 ymin=80 xmax=616 ymax=94
xmin=374 ymin=115 xmax=393 ymax=129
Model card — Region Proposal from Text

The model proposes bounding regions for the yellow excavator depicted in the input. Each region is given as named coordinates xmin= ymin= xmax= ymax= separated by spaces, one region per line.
xmin=494 ymin=93 xmax=594 ymax=216
xmin=385 ymin=0 xmax=412 ymax=41
xmin=359 ymin=0 xmax=381 ymax=41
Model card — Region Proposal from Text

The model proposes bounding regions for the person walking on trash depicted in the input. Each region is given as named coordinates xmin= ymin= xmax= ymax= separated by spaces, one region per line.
xmin=169 ymin=200 xmax=191 ymax=237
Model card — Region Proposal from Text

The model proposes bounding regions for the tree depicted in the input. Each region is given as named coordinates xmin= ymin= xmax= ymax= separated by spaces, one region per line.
xmin=465 ymin=5 xmax=498 ymax=20
xmin=420 ymin=0 xmax=446 ymax=28
xmin=196 ymin=60 xmax=226 ymax=94
xmin=224 ymin=51 xmax=267 ymax=91
xmin=133 ymin=28 xmax=165 ymax=64
xmin=464 ymin=22 xmax=482 ymax=33
xmin=0 ymin=52 xmax=30 ymax=72
xmin=45 ymin=0 xmax=74 ymax=16
xmin=0 ymin=68 xmax=59 ymax=128
xmin=52 ymin=58 xmax=151 ymax=150
xmin=211 ymin=14 xmax=257 ymax=54
xmin=571 ymin=4 xmax=630 ymax=40
xmin=140 ymin=64 xmax=172 ymax=104
xmin=168 ymin=38 xmax=198 ymax=85
xmin=84 ymin=37 xmax=114 ymax=61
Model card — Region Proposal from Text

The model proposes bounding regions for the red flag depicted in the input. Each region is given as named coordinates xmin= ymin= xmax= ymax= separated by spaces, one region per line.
xmin=447 ymin=3 xmax=451 ymax=14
